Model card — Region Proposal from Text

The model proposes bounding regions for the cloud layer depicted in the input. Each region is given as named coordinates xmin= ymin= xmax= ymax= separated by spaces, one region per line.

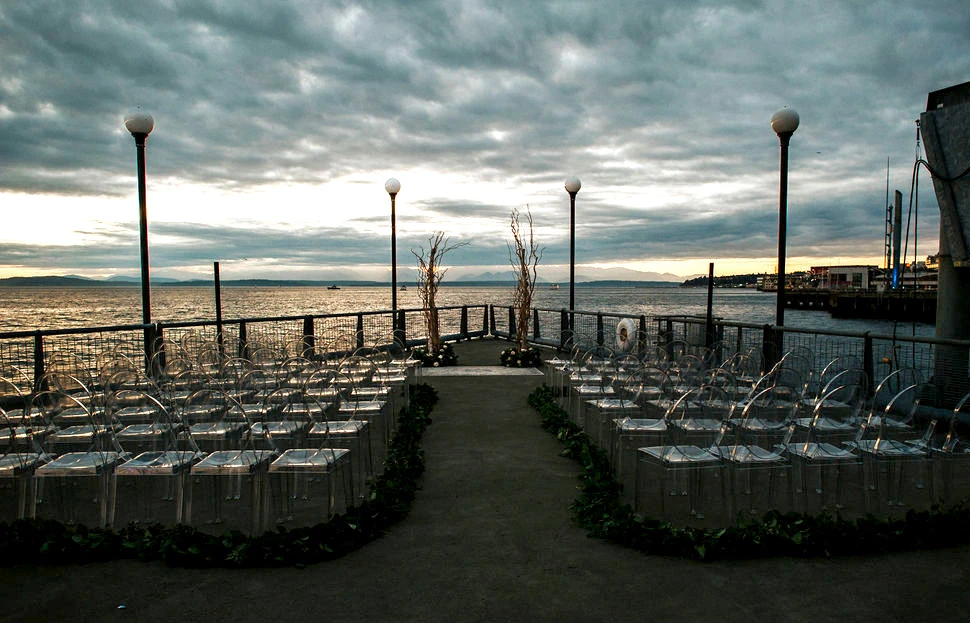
xmin=1 ymin=1 xmax=966 ymax=279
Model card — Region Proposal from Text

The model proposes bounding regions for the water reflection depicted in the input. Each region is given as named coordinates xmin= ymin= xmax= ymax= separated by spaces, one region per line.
xmin=0 ymin=285 xmax=934 ymax=338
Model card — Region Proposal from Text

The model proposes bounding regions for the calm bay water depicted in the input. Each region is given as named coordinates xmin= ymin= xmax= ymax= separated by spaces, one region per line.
xmin=0 ymin=284 xmax=934 ymax=339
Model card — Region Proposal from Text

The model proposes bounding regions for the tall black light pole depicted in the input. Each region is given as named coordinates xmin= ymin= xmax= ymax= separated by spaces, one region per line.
xmin=770 ymin=108 xmax=799 ymax=327
xmin=385 ymin=177 xmax=401 ymax=345
xmin=125 ymin=111 xmax=155 ymax=365
xmin=564 ymin=176 xmax=582 ymax=313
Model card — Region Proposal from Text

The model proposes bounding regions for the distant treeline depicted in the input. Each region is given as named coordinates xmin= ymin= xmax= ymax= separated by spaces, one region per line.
xmin=681 ymin=274 xmax=760 ymax=288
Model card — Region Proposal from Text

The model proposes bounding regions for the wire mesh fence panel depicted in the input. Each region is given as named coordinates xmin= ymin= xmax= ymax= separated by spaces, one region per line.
xmin=360 ymin=313 xmax=395 ymax=348
xmin=314 ymin=316 xmax=362 ymax=356
xmin=492 ymin=307 xmax=510 ymax=338
xmin=0 ymin=338 xmax=35 ymax=395
xmin=43 ymin=331 xmax=145 ymax=389
xmin=570 ymin=312 xmax=600 ymax=351
xmin=533 ymin=309 xmax=563 ymax=346
xmin=396 ymin=309 xmax=425 ymax=348
xmin=244 ymin=320 xmax=306 ymax=356
xmin=437 ymin=308 xmax=463 ymax=339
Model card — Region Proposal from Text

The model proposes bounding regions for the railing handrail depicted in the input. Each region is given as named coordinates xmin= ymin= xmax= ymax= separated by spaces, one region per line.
xmin=0 ymin=304 xmax=487 ymax=340
xmin=654 ymin=313 xmax=970 ymax=348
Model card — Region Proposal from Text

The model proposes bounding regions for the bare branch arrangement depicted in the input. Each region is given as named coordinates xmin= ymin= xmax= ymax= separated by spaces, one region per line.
xmin=508 ymin=206 xmax=543 ymax=352
xmin=412 ymin=231 xmax=468 ymax=357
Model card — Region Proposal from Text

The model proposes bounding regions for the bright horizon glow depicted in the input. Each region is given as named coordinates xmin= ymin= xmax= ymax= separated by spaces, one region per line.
xmin=0 ymin=172 xmax=920 ymax=281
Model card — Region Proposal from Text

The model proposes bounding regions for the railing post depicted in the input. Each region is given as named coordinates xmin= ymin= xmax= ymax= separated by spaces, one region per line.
xmin=560 ymin=309 xmax=571 ymax=352
xmin=638 ymin=315 xmax=648 ymax=358
xmin=356 ymin=313 xmax=365 ymax=350
xmin=763 ymin=324 xmax=780 ymax=373
xmin=659 ymin=319 xmax=673 ymax=360
xmin=508 ymin=307 xmax=516 ymax=342
xmin=460 ymin=306 xmax=468 ymax=341
xmin=152 ymin=324 xmax=166 ymax=377
xmin=396 ymin=310 xmax=407 ymax=349
xmin=302 ymin=315 xmax=315 ymax=359
xmin=482 ymin=305 xmax=489 ymax=337
xmin=596 ymin=313 xmax=605 ymax=349
xmin=239 ymin=321 xmax=250 ymax=360
xmin=533 ymin=308 xmax=541 ymax=341
xmin=33 ymin=331 xmax=45 ymax=391
xmin=142 ymin=324 xmax=156 ymax=375
xmin=489 ymin=305 xmax=496 ymax=335
xmin=862 ymin=331 xmax=874 ymax=393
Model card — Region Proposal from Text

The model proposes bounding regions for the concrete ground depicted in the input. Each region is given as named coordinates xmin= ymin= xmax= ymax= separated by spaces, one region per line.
xmin=2 ymin=338 xmax=969 ymax=622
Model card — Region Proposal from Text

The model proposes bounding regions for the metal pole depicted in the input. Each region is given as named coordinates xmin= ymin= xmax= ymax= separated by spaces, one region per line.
xmin=135 ymin=133 xmax=151 ymax=326
xmin=390 ymin=192 xmax=398 ymax=331
xmin=705 ymin=262 xmax=714 ymax=348
xmin=214 ymin=261 xmax=223 ymax=355
xmin=132 ymin=132 xmax=153 ymax=369
xmin=569 ymin=190 xmax=577 ymax=313
xmin=775 ymin=132 xmax=792 ymax=327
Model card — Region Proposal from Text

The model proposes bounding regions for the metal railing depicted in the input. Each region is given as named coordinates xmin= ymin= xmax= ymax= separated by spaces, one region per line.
xmin=3 ymin=300 xmax=968 ymax=409
xmin=489 ymin=305 xmax=970 ymax=406
xmin=0 ymin=305 xmax=489 ymax=396
xmin=490 ymin=306 xmax=651 ymax=355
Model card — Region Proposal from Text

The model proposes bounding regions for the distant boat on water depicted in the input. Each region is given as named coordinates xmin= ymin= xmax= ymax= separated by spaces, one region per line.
xmin=550 ymin=283 xmax=560 ymax=290
xmin=327 ymin=285 xmax=340 ymax=290
xmin=400 ymin=284 xmax=407 ymax=291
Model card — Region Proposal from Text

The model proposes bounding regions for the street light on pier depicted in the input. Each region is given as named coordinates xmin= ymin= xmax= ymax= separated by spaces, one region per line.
xmin=564 ymin=176 xmax=582 ymax=313
xmin=771 ymin=108 xmax=798 ymax=327
xmin=124 ymin=110 xmax=155 ymax=366
xmin=385 ymin=177 xmax=402 ymax=346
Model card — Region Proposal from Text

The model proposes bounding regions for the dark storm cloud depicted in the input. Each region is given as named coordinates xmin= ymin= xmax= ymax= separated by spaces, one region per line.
xmin=1 ymin=1 xmax=967 ymax=276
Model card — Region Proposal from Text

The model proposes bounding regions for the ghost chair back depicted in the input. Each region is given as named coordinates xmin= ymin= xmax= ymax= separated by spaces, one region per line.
xmin=32 ymin=391 xmax=125 ymax=528
xmin=112 ymin=390 xmax=203 ymax=527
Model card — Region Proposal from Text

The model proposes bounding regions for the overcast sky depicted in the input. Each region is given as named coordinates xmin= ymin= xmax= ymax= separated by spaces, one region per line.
xmin=1 ymin=1 xmax=966 ymax=282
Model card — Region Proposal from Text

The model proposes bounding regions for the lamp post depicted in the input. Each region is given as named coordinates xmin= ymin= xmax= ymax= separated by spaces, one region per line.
xmin=564 ymin=176 xmax=581 ymax=313
xmin=124 ymin=111 xmax=155 ymax=366
xmin=770 ymin=108 xmax=798 ymax=327
xmin=385 ymin=178 xmax=401 ymax=346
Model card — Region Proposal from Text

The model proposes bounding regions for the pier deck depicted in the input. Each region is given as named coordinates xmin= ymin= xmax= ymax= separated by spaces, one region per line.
xmin=2 ymin=338 xmax=969 ymax=622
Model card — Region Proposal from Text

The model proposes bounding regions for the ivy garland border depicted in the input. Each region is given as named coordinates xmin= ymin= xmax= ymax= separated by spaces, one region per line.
xmin=528 ymin=385 xmax=970 ymax=561
xmin=0 ymin=383 xmax=439 ymax=568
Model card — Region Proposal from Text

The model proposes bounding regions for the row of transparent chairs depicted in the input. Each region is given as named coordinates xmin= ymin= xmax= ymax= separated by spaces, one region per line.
xmin=542 ymin=342 xmax=965 ymax=526
xmin=0 ymin=341 xmax=415 ymax=534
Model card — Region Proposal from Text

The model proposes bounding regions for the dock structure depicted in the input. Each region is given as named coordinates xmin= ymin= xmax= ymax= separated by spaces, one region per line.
xmin=3 ymin=338 xmax=970 ymax=622
xmin=781 ymin=289 xmax=937 ymax=323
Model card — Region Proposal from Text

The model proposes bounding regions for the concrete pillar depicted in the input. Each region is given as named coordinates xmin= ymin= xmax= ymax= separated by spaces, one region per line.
xmin=934 ymin=231 xmax=970 ymax=404
xmin=921 ymin=82 xmax=970 ymax=405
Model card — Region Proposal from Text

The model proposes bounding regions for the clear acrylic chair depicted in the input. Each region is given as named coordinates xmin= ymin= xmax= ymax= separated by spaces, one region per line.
xmin=249 ymin=386 xmax=314 ymax=451
xmin=859 ymin=368 xmax=924 ymax=440
xmin=267 ymin=393 xmax=354 ymax=527
xmin=184 ymin=393 xmax=277 ymax=535
xmin=713 ymin=385 xmax=796 ymax=519
xmin=925 ymin=391 xmax=970 ymax=506
xmin=112 ymin=390 xmax=203 ymax=527
xmin=793 ymin=370 xmax=867 ymax=446
xmin=668 ymin=384 xmax=733 ymax=447
xmin=0 ymin=394 xmax=51 ymax=521
xmin=636 ymin=389 xmax=728 ymax=525
xmin=610 ymin=366 xmax=670 ymax=489
xmin=851 ymin=383 xmax=932 ymax=516
xmin=784 ymin=385 xmax=866 ymax=516
xmin=33 ymin=391 xmax=126 ymax=527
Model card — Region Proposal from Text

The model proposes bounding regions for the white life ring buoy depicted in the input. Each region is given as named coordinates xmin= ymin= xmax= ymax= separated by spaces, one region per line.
xmin=615 ymin=318 xmax=636 ymax=353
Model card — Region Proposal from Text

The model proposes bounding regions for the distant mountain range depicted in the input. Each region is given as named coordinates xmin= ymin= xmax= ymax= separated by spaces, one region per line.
xmin=460 ymin=267 xmax=686 ymax=283
xmin=0 ymin=274 xmax=685 ymax=288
